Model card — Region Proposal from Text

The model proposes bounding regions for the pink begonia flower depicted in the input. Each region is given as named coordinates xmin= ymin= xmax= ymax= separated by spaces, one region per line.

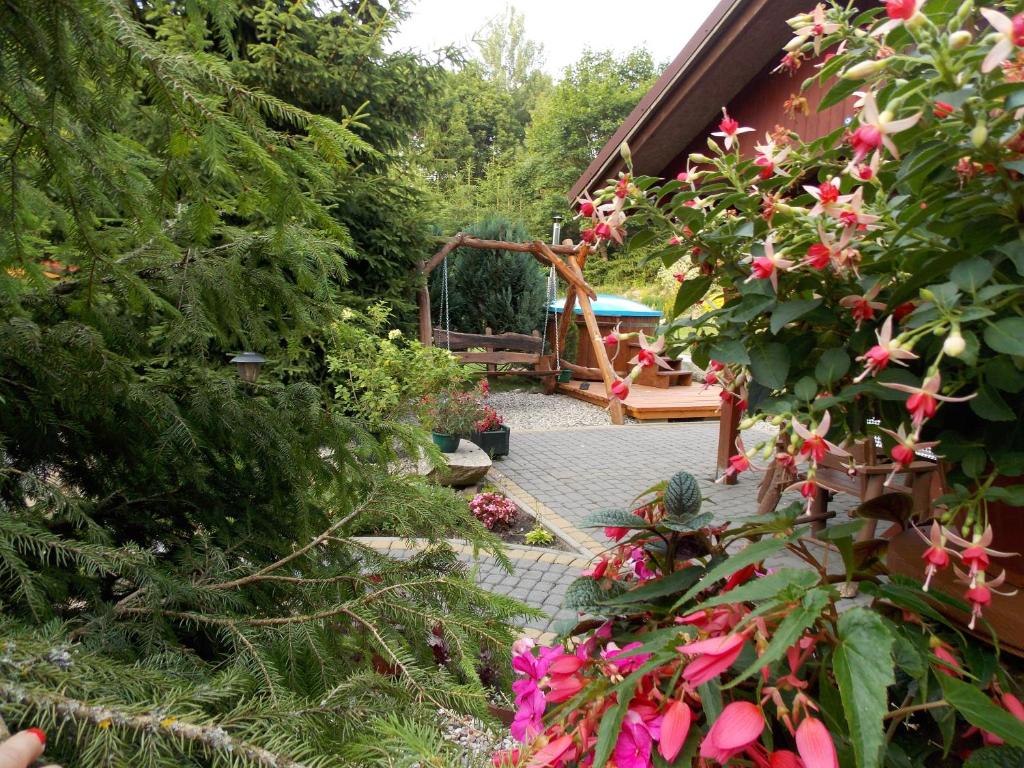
xmin=603 ymin=641 xmax=653 ymax=674
xmin=795 ymin=717 xmax=839 ymax=768
xmin=699 ymin=701 xmax=765 ymax=763
xmin=854 ymin=316 xmax=918 ymax=382
xmin=582 ymin=557 xmax=609 ymax=579
xmin=679 ymin=605 xmax=742 ymax=635
xmin=848 ymin=92 xmax=921 ymax=166
xmin=791 ymin=411 xmax=851 ymax=464
xmin=630 ymin=547 xmax=657 ymax=581
xmin=746 ymin=238 xmax=794 ymax=292
xmin=613 ymin=707 xmax=663 ymax=768
xmin=546 ymin=655 xmax=586 ymax=703
xmin=880 ymin=372 xmax=974 ymax=428
xmin=512 ymin=636 xmax=536 ymax=657
xmin=678 ymin=632 xmax=747 ymax=686
xmin=658 ymin=699 xmax=692 ymax=762
xmin=525 ymin=734 xmax=575 ymax=768
xmin=712 ymin=108 xmax=754 ymax=150
xmin=980 ymin=8 xmax=1024 ymax=73
xmin=769 ymin=751 xmax=806 ymax=768
xmin=791 ymin=4 xmax=841 ymax=55
xmin=492 ymin=747 xmax=520 ymax=767
xmin=931 ymin=642 xmax=962 ymax=677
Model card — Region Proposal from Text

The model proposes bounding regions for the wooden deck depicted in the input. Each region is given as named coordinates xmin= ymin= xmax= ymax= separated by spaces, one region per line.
xmin=557 ymin=380 xmax=721 ymax=421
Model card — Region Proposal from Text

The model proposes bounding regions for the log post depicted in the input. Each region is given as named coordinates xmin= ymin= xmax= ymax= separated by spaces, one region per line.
xmin=485 ymin=327 xmax=496 ymax=377
xmin=556 ymin=245 xmax=588 ymax=357
xmin=716 ymin=397 xmax=741 ymax=484
xmin=567 ymin=251 xmax=625 ymax=426
xmin=418 ymin=266 xmax=432 ymax=346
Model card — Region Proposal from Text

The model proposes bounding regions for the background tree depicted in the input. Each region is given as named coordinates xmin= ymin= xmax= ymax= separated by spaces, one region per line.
xmin=0 ymin=1 xmax=524 ymax=765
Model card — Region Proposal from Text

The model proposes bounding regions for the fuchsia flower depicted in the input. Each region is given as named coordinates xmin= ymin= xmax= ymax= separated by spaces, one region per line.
xmin=880 ymin=372 xmax=974 ymax=428
xmin=699 ymin=701 xmax=765 ymax=763
xmin=872 ymin=0 xmax=925 ymax=37
xmin=791 ymin=411 xmax=851 ymax=464
xmin=747 ymin=238 xmax=794 ymax=292
xmin=629 ymin=332 xmax=672 ymax=370
xmin=718 ymin=437 xmax=757 ymax=483
xmin=678 ymin=632 xmax=747 ymax=686
xmin=754 ymin=135 xmax=791 ymax=179
xmin=712 ymin=108 xmax=754 ymax=150
xmin=854 ymin=317 xmax=918 ymax=382
xmin=658 ymin=699 xmax=692 ymax=762
xmin=795 ymin=717 xmax=839 ymax=768
xmin=981 ymin=7 xmax=1024 ymax=73
xmin=836 ymin=187 xmax=881 ymax=232
xmin=931 ymin=641 xmax=962 ymax=677
xmin=804 ymin=242 xmax=831 ymax=270
xmin=839 ymin=282 xmax=886 ymax=328
xmin=610 ymin=378 xmax=631 ymax=402
xmin=847 ymin=92 xmax=921 ymax=166
xmin=790 ymin=4 xmax=841 ymax=55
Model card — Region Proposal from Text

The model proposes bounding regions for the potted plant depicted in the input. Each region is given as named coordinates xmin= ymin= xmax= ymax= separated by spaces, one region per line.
xmin=469 ymin=380 xmax=511 ymax=457
xmin=422 ymin=389 xmax=480 ymax=453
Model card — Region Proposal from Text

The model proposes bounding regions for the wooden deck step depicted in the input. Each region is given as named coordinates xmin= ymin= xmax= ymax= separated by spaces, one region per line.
xmin=557 ymin=380 xmax=720 ymax=421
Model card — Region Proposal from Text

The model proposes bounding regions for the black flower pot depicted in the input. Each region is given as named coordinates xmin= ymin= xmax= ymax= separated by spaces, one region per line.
xmin=470 ymin=425 xmax=510 ymax=458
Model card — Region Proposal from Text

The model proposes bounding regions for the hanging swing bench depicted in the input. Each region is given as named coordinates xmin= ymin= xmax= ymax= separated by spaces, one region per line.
xmin=416 ymin=232 xmax=627 ymax=424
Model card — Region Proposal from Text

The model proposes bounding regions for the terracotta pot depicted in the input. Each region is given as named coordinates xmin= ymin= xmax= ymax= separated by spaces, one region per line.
xmin=488 ymin=703 xmax=515 ymax=727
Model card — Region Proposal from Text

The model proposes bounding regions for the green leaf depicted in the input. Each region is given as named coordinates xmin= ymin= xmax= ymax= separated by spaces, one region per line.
xmin=592 ymin=680 xmax=633 ymax=768
xmin=950 ymin=257 xmax=994 ymax=292
xmin=708 ymin=339 xmax=750 ymax=365
xmin=939 ymin=675 xmax=1024 ymax=747
xmin=833 ymin=607 xmax=895 ymax=768
xmin=580 ymin=509 xmax=652 ymax=529
xmin=600 ymin=565 xmax=704 ymax=606
xmin=689 ymin=568 xmax=820 ymax=613
xmin=661 ymin=512 xmax=715 ymax=532
xmin=983 ymin=318 xmax=1024 ymax=355
xmin=564 ymin=577 xmax=628 ymax=612
xmin=998 ymin=240 xmax=1024 ymax=277
xmin=815 ymin=348 xmax=851 ymax=386
xmin=971 ymin=384 xmax=1016 ymax=421
xmin=672 ymin=276 xmax=714 ymax=319
xmin=770 ymin=299 xmax=822 ymax=334
xmin=795 ymin=376 xmax=819 ymax=401
xmin=749 ymin=343 xmax=791 ymax=390
xmin=965 ymin=747 xmax=1024 ymax=767
xmin=671 ymin=536 xmax=792 ymax=610
xmin=726 ymin=587 xmax=830 ymax=687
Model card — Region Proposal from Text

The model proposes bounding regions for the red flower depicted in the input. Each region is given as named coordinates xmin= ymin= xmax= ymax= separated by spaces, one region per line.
xmin=674 ymin=272 xmax=685 ymax=283
xmin=850 ymin=124 xmax=883 ymax=163
xmin=891 ymin=443 xmax=915 ymax=466
xmin=886 ymin=0 xmax=918 ymax=20
xmin=728 ymin=454 xmax=750 ymax=475
xmin=579 ymin=200 xmax=595 ymax=217
xmin=933 ymin=101 xmax=955 ymax=119
xmin=678 ymin=633 xmax=747 ymax=686
xmin=805 ymin=243 xmax=831 ymax=269
xmin=817 ymin=181 xmax=839 ymax=205
xmin=795 ymin=717 xmax=839 ymax=768
xmin=892 ymin=301 xmax=915 ymax=321
xmin=659 ymin=699 xmax=692 ymax=762
xmin=605 ymin=526 xmax=629 ymax=541
xmin=751 ymin=256 xmax=776 ymax=280
xmin=580 ymin=228 xmax=596 ymax=244
xmin=699 ymin=702 xmax=764 ymax=764
xmin=594 ymin=222 xmax=612 ymax=240
xmin=610 ymin=378 xmax=631 ymax=402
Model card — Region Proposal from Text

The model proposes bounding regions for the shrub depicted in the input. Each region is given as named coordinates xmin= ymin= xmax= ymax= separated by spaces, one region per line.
xmin=524 ymin=525 xmax=555 ymax=546
xmin=470 ymin=492 xmax=519 ymax=530
xmin=421 ymin=388 xmax=483 ymax=436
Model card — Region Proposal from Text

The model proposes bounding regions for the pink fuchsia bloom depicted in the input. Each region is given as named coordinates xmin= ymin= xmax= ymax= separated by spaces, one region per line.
xmin=981 ymin=8 xmax=1024 ymax=73
xmin=836 ymin=187 xmax=881 ymax=233
xmin=914 ymin=522 xmax=952 ymax=591
xmin=804 ymin=178 xmax=849 ymax=217
xmin=629 ymin=332 xmax=672 ymax=370
xmin=848 ymin=92 xmax=921 ymax=165
xmin=525 ymin=734 xmax=575 ymax=768
xmin=872 ymin=0 xmax=925 ymax=37
xmin=754 ymin=135 xmax=791 ymax=179
xmin=957 ymin=569 xmax=1016 ymax=630
xmin=791 ymin=4 xmax=841 ymax=55
xmin=791 ymin=411 xmax=851 ymax=464
xmin=658 ymin=699 xmax=692 ymax=762
xmin=839 ymin=282 xmax=885 ymax=329
xmin=746 ymin=238 xmax=794 ymax=292
xmin=943 ymin=525 xmax=1019 ymax=587
xmin=610 ymin=378 xmax=631 ymax=402
xmin=854 ymin=317 xmax=918 ymax=382
xmin=700 ymin=701 xmax=765 ymax=764
xmin=678 ymin=632 xmax=747 ymax=687
xmin=795 ymin=717 xmax=839 ymax=768
xmin=712 ymin=108 xmax=754 ymax=150
xmin=880 ymin=372 xmax=975 ymax=428
xmin=804 ymin=242 xmax=831 ymax=270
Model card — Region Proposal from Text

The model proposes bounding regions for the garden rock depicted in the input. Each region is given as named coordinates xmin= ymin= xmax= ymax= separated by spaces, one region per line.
xmin=420 ymin=441 xmax=491 ymax=487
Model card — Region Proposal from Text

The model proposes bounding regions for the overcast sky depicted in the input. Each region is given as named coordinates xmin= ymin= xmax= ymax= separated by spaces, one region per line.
xmin=389 ymin=0 xmax=722 ymax=76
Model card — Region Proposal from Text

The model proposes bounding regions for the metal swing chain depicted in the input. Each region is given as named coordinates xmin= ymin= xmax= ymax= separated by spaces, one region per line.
xmin=441 ymin=255 xmax=451 ymax=351
xmin=541 ymin=265 xmax=560 ymax=370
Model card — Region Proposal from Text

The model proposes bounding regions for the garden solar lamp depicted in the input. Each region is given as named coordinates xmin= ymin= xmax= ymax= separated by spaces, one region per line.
xmin=229 ymin=351 xmax=267 ymax=383
xmin=551 ymin=214 xmax=563 ymax=245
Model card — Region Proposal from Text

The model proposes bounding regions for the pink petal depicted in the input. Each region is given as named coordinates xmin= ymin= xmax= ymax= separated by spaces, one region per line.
xmin=712 ymin=701 xmax=765 ymax=750
xmin=683 ymin=643 xmax=744 ymax=686
xmin=677 ymin=632 xmax=746 ymax=657
xmin=548 ymin=656 xmax=586 ymax=675
xmin=658 ymin=699 xmax=692 ymax=761
xmin=981 ymin=7 xmax=1013 ymax=34
xmin=983 ymin=37 xmax=1014 ymax=73
xmin=526 ymin=735 xmax=574 ymax=768
xmin=796 ymin=717 xmax=839 ymax=768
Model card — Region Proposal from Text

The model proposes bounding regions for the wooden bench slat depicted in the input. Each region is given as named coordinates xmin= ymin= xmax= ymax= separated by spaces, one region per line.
xmin=432 ymin=328 xmax=544 ymax=353
xmin=456 ymin=352 xmax=543 ymax=365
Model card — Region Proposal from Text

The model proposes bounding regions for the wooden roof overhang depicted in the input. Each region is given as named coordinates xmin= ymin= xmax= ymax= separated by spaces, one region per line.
xmin=568 ymin=0 xmax=812 ymax=202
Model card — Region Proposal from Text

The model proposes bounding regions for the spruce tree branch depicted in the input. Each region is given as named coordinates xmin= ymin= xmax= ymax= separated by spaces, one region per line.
xmin=0 ymin=681 xmax=310 ymax=768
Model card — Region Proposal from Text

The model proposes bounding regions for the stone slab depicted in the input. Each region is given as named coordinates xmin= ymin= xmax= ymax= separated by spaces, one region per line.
xmin=419 ymin=440 xmax=492 ymax=487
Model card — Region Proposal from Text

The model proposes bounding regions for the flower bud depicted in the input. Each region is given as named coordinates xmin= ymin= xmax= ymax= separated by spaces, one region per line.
xmin=619 ymin=140 xmax=633 ymax=168
xmin=707 ymin=136 xmax=723 ymax=154
xmin=786 ymin=13 xmax=814 ymax=28
xmin=955 ymin=0 xmax=974 ymax=25
xmin=784 ymin=34 xmax=810 ymax=52
xmin=761 ymin=442 xmax=775 ymax=460
xmin=688 ymin=153 xmax=713 ymax=164
xmin=841 ymin=59 xmax=889 ymax=79
xmin=948 ymin=30 xmax=972 ymax=49
xmin=943 ymin=328 xmax=966 ymax=357
xmin=971 ymin=120 xmax=988 ymax=147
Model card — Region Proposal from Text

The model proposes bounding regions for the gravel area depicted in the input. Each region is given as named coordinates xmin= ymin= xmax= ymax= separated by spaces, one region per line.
xmin=433 ymin=708 xmax=515 ymax=767
xmin=487 ymin=390 xmax=638 ymax=430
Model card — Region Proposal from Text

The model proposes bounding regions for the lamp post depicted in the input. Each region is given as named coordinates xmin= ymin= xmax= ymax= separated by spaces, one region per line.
xmin=551 ymin=214 xmax=563 ymax=246
xmin=229 ymin=352 xmax=266 ymax=383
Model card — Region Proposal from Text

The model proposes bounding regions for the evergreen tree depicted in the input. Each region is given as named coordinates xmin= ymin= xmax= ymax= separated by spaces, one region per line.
xmin=0 ymin=2 xmax=525 ymax=765
xmin=430 ymin=217 xmax=549 ymax=336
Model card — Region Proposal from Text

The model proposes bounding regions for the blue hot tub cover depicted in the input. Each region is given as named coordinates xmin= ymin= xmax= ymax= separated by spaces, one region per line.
xmin=548 ymin=293 xmax=662 ymax=317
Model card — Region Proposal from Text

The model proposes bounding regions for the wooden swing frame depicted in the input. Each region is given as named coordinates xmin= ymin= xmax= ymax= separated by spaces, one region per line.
xmin=417 ymin=234 xmax=626 ymax=425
